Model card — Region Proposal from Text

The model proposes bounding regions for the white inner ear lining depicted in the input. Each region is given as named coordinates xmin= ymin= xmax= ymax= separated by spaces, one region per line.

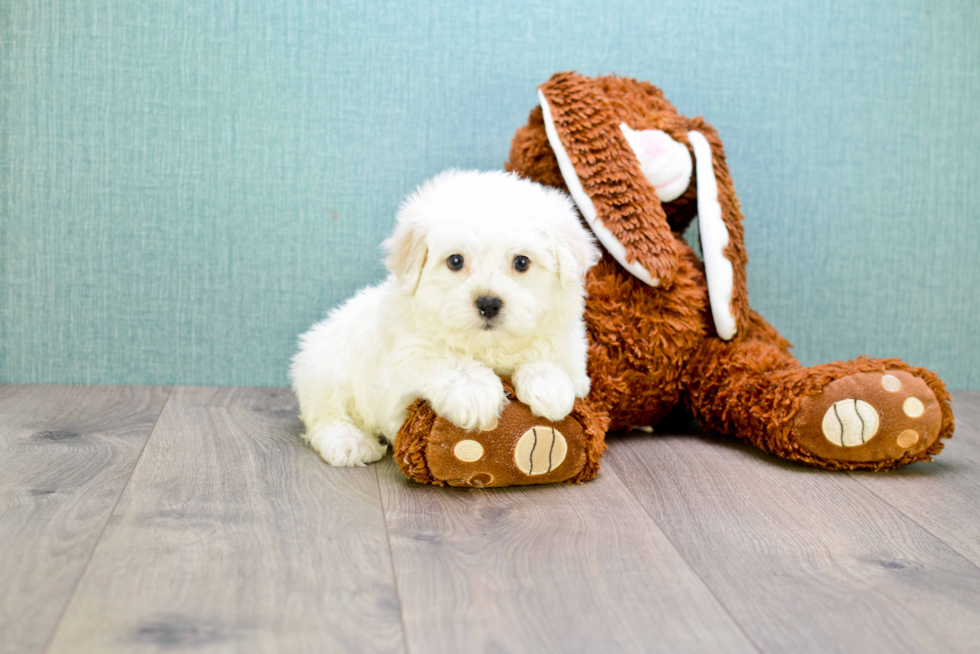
xmin=537 ymin=90 xmax=660 ymax=287
xmin=688 ymin=130 xmax=737 ymax=341
xmin=536 ymin=89 xmax=736 ymax=340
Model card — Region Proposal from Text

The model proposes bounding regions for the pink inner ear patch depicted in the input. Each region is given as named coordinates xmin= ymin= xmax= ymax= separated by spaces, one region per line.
xmin=619 ymin=123 xmax=693 ymax=204
xmin=634 ymin=129 xmax=672 ymax=159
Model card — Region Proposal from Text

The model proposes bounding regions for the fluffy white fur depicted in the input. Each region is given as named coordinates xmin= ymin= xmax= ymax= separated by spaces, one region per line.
xmin=291 ymin=170 xmax=600 ymax=466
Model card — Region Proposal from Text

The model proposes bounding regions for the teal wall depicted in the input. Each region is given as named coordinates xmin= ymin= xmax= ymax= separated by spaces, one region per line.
xmin=2 ymin=1 xmax=979 ymax=389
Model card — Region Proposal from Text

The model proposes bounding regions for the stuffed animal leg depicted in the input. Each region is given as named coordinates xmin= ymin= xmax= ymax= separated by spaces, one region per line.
xmin=684 ymin=312 xmax=953 ymax=470
xmin=395 ymin=379 xmax=607 ymax=487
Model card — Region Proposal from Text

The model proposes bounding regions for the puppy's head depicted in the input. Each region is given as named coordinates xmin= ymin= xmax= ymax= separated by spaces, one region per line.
xmin=384 ymin=170 xmax=599 ymax=345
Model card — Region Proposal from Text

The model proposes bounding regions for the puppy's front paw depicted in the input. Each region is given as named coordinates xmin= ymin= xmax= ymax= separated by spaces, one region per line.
xmin=513 ymin=362 xmax=576 ymax=422
xmin=426 ymin=363 xmax=506 ymax=432
xmin=307 ymin=423 xmax=388 ymax=467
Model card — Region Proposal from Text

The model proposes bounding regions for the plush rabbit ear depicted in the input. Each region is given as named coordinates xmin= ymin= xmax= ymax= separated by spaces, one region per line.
xmin=383 ymin=219 xmax=428 ymax=294
xmin=683 ymin=120 xmax=751 ymax=341
xmin=537 ymin=74 xmax=681 ymax=287
xmin=687 ymin=130 xmax=736 ymax=340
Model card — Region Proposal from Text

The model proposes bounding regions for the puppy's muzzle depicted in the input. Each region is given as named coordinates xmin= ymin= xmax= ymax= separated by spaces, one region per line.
xmin=475 ymin=295 xmax=503 ymax=320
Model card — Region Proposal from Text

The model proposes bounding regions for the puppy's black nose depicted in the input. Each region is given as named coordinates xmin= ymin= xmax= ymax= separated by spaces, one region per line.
xmin=475 ymin=296 xmax=503 ymax=319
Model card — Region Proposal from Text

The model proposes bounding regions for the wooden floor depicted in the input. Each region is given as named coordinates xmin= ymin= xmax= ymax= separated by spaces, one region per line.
xmin=2 ymin=386 xmax=979 ymax=654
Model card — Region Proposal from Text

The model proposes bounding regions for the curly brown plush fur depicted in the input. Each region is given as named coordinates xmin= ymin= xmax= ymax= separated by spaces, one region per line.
xmin=395 ymin=72 xmax=953 ymax=486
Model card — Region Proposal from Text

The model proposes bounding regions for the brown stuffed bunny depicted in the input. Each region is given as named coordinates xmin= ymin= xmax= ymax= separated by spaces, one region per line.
xmin=395 ymin=72 xmax=954 ymax=487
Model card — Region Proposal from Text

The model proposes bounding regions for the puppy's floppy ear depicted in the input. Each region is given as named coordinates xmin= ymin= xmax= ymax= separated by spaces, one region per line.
xmin=553 ymin=213 xmax=601 ymax=287
xmin=383 ymin=218 xmax=428 ymax=294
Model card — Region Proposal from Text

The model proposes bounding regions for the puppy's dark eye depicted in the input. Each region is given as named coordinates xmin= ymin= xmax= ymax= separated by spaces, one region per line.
xmin=447 ymin=254 xmax=465 ymax=271
xmin=513 ymin=255 xmax=530 ymax=273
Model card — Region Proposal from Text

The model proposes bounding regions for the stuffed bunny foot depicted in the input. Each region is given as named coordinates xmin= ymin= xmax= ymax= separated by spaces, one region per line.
xmin=686 ymin=324 xmax=953 ymax=471
xmin=395 ymin=378 xmax=607 ymax=488
xmin=791 ymin=370 xmax=944 ymax=467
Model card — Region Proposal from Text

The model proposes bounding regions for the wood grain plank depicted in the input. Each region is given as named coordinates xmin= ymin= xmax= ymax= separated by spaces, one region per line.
xmin=0 ymin=385 xmax=170 ymax=654
xmin=378 ymin=456 xmax=758 ymax=654
xmin=46 ymin=387 xmax=404 ymax=654
xmin=606 ymin=417 xmax=980 ymax=654
xmin=847 ymin=392 xmax=980 ymax=567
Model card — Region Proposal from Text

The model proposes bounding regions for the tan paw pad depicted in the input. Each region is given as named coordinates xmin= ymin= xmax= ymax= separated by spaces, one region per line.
xmin=453 ymin=440 xmax=484 ymax=462
xmin=821 ymin=399 xmax=879 ymax=446
xmin=881 ymin=374 xmax=902 ymax=392
xmin=896 ymin=430 xmax=920 ymax=448
xmin=515 ymin=426 xmax=567 ymax=476
xmin=903 ymin=397 xmax=924 ymax=418
xmin=467 ymin=472 xmax=494 ymax=487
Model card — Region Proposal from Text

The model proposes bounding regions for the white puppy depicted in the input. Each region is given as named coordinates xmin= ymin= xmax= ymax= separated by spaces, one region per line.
xmin=290 ymin=170 xmax=600 ymax=466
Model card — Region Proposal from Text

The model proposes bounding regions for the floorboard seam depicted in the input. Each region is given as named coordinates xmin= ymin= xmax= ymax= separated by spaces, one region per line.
xmin=846 ymin=471 xmax=980 ymax=573
xmin=375 ymin=463 xmax=413 ymax=654
xmin=39 ymin=385 xmax=175 ymax=654
xmin=605 ymin=441 xmax=765 ymax=654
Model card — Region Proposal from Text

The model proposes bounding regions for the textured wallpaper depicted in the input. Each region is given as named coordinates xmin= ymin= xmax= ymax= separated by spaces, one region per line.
xmin=2 ymin=0 xmax=978 ymax=389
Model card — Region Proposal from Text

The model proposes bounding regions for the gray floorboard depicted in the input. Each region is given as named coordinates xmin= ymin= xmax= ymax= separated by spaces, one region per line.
xmin=2 ymin=386 xmax=977 ymax=653
xmin=45 ymin=387 xmax=404 ymax=654
xmin=0 ymin=385 xmax=170 ymax=654
xmin=846 ymin=392 xmax=980 ymax=567
xmin=604 ymin=394 xmax=980 ymax=654
xmin=378 ymin=456 xmax=756 ymax=654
